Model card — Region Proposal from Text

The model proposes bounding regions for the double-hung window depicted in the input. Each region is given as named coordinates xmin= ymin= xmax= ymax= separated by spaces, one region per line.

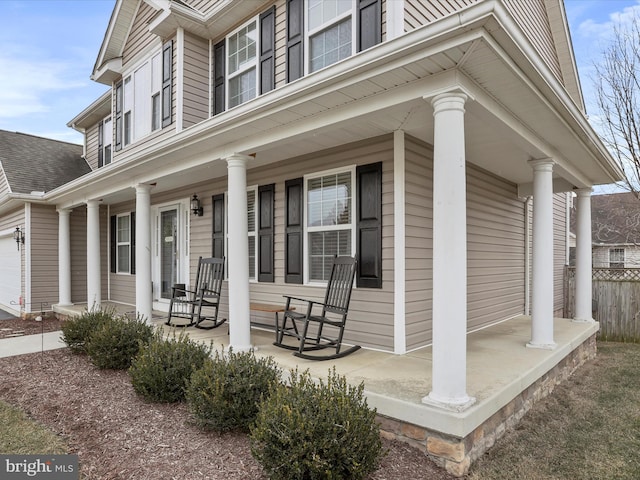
xmin=609 ymin=248 xmax=625 ymax=269
xmin=305 ymin=167 xmax=355 ymax=282
xmin=116 ymin=214 xmax=131 ymax=273
xmin=97 ymin=116 xmax=112 ymax=167
xmin=228 ymin=20 xmax=258 ymax=108
xmin=115 ymin=42 xmax=172 ymax=151
xmin=286 ymin=0 xmax=381 ymax=81
xmin=307 ymin=0 xmax=353 ymax=73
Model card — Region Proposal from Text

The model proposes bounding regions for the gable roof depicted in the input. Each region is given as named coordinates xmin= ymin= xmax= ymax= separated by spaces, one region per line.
xmin=571 ymin=192 xmax=640 ymax=245
xmin=0 ymin=130 xmax=91 ymax=195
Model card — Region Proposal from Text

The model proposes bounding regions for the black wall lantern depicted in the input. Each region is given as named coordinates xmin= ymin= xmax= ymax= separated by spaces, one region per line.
xmin=191 ymin=194 xmax=203 ymax=216
xmin=13 ymin=226 xmax=24 ymax=250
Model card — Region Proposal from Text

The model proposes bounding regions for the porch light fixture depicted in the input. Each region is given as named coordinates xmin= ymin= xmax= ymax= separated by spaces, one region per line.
xmin=191 ymin=194 xmax=203 ymax=216
xmin=13 ymin=226 xmax=24 ymax=250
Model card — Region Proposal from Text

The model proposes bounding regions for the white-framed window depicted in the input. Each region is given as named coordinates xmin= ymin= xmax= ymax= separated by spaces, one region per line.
xmin=306 ymin=0 xmax=355 ymax=73
xmin=227 ymin=18 xmax=259 ymax=108
xmin=609 ymin=248 xmax=625 ymax=269
xmin=304 ymin=166 xmax=355 ymax=283
xmin=103 ymin=116 xmax=112 ymax=165
xmin=117 ymin=213 xmax=131 ymax=274
xmin=121 ymin=51 xmax=162 ymax=147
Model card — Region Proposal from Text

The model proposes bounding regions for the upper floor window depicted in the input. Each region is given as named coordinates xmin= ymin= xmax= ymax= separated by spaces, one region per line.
xmin=97 ymin=116 xmax=112 ymax=168
xmin=287 ymin=0 xmax=381 ymax=82
xmin=115 ymin=41 xmax=172 ymax=151
xmin=610 ymin=248 xmax=625 ymax=269
xmin=212 ymin=7 xmax=275 ymax=115
xmin=307 ymin=0 xmax=353 ymax=72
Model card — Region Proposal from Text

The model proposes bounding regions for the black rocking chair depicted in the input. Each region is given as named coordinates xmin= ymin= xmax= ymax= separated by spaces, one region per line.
xmin=275 ymin=256 xmax=360 ymax=360
xmin=166 ymin=257 xmax=226 ymax=330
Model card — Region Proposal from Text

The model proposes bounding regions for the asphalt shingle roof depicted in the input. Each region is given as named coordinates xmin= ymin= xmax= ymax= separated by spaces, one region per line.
xmin=0 ymin=130 xmax=91 ymax=195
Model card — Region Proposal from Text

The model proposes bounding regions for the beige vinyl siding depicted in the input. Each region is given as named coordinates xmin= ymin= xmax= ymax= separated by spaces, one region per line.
xmin=274 ymin=0 xmax=287 ymax=88
xmin=122 ymin=2 xmax=157 ymax=67
xmin=68 ymin=206 xmax=108 ymax=305
xmin=467 ymin=166 xmax=526 ymax=331
xmin=502 ymin=0 xmax=562 ymax=82
xmin=553 ymin=192 xmax=567 ymax=315
xmin=109 ymin=203 xmax=136 ymax=306
xmin=0 ymin=165 xmax=11 ymax=195
xmin=29 ymin=205 xmax=59 ymax=309
xmin=173 ymin=135 xmax=396 ymax=350
xmin=85 ymin=123 xmax=100 ymax=170
xmin=183 ymin=32 xmax=210 ymax=128
xmin=404 ymin=0 xmax=479 ymax=31
xmin=70 ymin=207 xmax=87 ymax=304
xmin=404 ymin=137 xmax=433 ymax=350
xmin=592 ymin=246 xmax=608 ymax=269
xmin=0 ymin=207 xmax=25 ymax=306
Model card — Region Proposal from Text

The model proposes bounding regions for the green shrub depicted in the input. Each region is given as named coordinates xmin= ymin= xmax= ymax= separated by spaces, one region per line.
xmin=86 ymin=315 xmax=154 ymax=370
xmin=186 ymin=349 xmax=282 ymax=432
xmin=250 ymin=368 xmax=383 ymax=480
xmin=60 ymin=309 xmax=114 ymax=354
xmin=129 ymin=332 xmax=212 ymax=403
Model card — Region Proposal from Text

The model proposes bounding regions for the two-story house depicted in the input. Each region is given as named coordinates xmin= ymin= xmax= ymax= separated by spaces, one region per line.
xmin=0 ymin=0 xmax=623 ymax=475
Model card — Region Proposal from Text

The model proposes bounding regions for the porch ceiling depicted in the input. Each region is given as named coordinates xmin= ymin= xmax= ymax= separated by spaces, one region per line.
xmin=50 ymin=0 xmax=621 ymax=208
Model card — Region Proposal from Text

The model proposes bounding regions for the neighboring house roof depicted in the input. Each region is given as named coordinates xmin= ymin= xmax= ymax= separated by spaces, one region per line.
xmin=571 ymin=192 xmax=640 ymax=245
xmin=0 ymin=130 xmax=91 ymax=195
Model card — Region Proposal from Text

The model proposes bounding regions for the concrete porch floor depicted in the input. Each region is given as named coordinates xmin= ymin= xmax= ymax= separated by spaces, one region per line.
xmin=53 ymin=303 xmax=597 ymax=441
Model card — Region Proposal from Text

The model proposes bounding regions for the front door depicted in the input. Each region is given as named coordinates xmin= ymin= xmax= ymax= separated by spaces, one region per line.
xmin=153 ymin=201 xmax=189 ymax=308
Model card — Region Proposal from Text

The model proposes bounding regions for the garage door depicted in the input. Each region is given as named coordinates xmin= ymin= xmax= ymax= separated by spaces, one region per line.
xmin=0 ymin=233 xmax=21 ymax=312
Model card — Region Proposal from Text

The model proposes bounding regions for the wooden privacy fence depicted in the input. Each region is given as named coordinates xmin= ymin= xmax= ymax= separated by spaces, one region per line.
xmin=565 ymin=267 xmax=640 ymax=342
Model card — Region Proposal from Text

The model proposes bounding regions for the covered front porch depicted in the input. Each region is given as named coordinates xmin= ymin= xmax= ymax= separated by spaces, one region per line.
xmin=53 ymin=302 xmax=597 ymax=475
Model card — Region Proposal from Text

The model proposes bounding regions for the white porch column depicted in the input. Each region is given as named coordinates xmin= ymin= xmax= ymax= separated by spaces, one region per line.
xmin=226 ymin=154 xmax=252 ymax=351
xmin=86 ymin=199 xmax=101 ymax=310
xmin=135 ymin=184 xmax=153 ymax=323
xmin=57 ymin=208 xmax=72 ymax=306
xmin=423 ymin=92 xmax=475 ymax=411
xmin=574 ymin=188 xmax=594 ymax=322
xmin=528 ymin=159 xmax=556 ymax=349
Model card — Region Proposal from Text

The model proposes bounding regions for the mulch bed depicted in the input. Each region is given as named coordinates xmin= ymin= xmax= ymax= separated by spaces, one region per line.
xmin=0 ymin=347 xmax=455 ymax=479
xmin=0 ymin=316 xmax=66 ymax=339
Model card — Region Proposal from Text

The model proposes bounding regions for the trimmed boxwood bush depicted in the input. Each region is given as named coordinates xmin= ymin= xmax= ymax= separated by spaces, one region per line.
xmin=60 ymin=309 xmax=114 ymax=354
xmin=129 ymin=332 xmax=212 ymax=403
xmin=86 ymin=315 xmax=154 ymax=370
xmin=186 ymin=349 xmax=282 ymax=432
xmin=250 ymin=368 xmax=383 ymax=480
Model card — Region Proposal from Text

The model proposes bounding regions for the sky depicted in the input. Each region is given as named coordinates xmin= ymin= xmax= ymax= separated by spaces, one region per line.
xmin=0 ymin=0 xmax=639 ymax=146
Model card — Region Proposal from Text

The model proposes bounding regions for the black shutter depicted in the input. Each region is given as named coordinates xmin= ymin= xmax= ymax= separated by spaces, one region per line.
xmin=110 ymin=215 xmax=117 ymax=273
xmin=356 ymin=162 xmax=382 ymax=288
xmin=97 ymin=121 xmax=104 ymax=168
xmin=212 ymin=194 xmax=225 ymax=258
xmin=114 ymin=81 xmax=123 ymax=151
xmin=258 ymin=184 xmax=275 ymax=282
xmin=213 ymin=40 xmax=226 ymax=115
xmin=162 ymin=40 xmax=173 ymax=127
xmin=259 ymin=6 xmax=276 ymax=94
xmin=130 ymin=212 xmax=136 ymax=275
xmin=286 ymin=0 xmax=304 ymax=82
xmin=285 ymin=178 xmax=303 ymax=283
xmin=357 ymin=0 xmax=381 ymax=52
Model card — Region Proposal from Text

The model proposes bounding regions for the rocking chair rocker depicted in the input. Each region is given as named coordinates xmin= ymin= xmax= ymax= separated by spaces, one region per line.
xmin=275 ymin=256 xmax=360 ymax=360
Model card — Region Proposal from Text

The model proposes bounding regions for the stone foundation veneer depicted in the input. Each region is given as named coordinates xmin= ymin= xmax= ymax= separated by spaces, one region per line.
xmin=377 ymin=334 xmax=597 ymax=476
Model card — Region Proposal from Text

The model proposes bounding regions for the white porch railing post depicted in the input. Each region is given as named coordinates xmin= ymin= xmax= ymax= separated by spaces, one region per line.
xmin=86 ymin=199 xmax=101 ymax=310
xmin=528 ymin=159 xmax=556 ymax=349
xmin=57 ymin=208 xmax=72 ymax=306
xmin=226 ymin=153 xmax=252 ymax=351
xmin=574 ymin=188 xmax=594 ymax=322
xmin=135 ymin=184 xmax=153 ymax=323
xmin=423 ymin=92 xmax=475 ymax=411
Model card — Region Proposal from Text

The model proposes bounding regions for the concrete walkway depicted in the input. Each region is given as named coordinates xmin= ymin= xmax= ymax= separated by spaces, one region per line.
xmin=0 ymin=331 xmax=66 ymax=358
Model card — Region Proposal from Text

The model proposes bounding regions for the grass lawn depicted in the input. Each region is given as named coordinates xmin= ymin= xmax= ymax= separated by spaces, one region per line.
xmin=468 ymin=341 xmax=640 ymax=480
xmin=0 ymin=400 xmax=68 ymax=454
